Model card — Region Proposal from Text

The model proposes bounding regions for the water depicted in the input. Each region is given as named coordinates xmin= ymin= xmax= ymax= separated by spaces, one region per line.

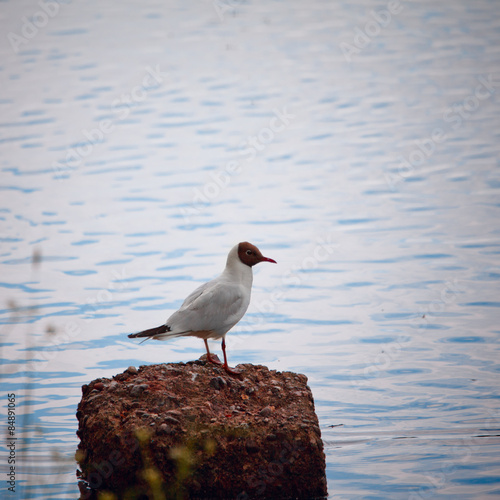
xmin=1 ymin=0 xmax=500 ymax=498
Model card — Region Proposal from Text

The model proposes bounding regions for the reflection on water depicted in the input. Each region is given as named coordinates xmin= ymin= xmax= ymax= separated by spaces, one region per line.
xmin=1 ymin=0 xmax=500 ymax=498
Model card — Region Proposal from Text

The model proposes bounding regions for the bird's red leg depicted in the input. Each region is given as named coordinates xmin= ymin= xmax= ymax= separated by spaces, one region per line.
xmin=221 ymin=337 xmax=241 ymax=376
xmin=204 ymin=339 xmax=222 ymax=365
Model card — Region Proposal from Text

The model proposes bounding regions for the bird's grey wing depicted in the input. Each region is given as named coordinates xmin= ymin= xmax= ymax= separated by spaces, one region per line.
xmin=178 ymin=279 xmax=214 ymax=308
xmin=167 ymin=282 xmax=247 ymax=334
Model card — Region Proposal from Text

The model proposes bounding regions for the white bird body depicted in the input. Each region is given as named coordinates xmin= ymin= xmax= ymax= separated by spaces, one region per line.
xmin=128 ymin=242 xmax=276 ymax=374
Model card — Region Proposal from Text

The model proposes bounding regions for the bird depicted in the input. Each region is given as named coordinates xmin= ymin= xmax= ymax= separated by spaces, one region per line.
xmin=128 ymin=242 xmax=276 ymax=375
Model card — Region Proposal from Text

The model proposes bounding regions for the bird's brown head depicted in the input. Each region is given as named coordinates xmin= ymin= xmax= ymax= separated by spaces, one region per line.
xmin=237 ymin=242 xmax=277 ymax=267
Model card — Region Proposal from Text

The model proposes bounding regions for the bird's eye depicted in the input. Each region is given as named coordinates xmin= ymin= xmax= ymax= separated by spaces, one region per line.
xmin=246 ymin=249 xmax=253 ymax=255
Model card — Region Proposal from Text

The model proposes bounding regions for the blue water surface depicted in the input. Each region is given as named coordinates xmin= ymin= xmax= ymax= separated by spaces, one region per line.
xmin=1 ymin=0 xmax=500 ymax=498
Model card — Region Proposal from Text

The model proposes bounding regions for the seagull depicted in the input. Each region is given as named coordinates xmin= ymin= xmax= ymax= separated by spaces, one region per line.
xmin=128 ymin=242 xmax=276 ymax=375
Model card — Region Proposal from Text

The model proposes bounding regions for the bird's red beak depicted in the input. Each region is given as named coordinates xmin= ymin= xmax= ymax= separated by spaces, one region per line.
xmin=260 ymin=256 xmax=277 ymax=264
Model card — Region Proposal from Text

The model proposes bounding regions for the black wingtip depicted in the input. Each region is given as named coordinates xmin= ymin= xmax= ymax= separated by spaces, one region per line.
xmin=128 ymin=324 xmax=170 ymax=339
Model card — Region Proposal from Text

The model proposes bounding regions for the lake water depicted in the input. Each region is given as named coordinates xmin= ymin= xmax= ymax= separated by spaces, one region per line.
xmin=1 ymin=0 xmax=500 ymax=498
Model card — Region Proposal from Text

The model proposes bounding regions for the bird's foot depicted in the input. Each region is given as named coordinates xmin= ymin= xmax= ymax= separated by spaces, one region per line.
xmin=223 ymin=363 xmax=242 ymax=377
xmin=206 ymin=353 xmax=223 ymax=365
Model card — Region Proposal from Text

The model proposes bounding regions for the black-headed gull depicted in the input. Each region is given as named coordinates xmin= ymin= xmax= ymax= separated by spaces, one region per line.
xmin=128 ymin=242 xmax=276 ymax=375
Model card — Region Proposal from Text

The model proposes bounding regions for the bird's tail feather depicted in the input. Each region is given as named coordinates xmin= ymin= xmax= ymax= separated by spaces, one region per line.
xmin=128 ymin=324 xmax=171 ymax=339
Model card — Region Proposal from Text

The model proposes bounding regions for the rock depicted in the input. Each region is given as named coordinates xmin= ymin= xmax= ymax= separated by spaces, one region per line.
xmin=209 ymin=376 xmax=227 ymax=391
xmin=130 ymin=384 xmax=148 ymax=397
xmin=259 ymin=406 xmax=273 ymax=417
xmin=164 ymin=415 xmax=181 ymax=425
xmin=75 ymin=360 xmax=328 ymax=499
